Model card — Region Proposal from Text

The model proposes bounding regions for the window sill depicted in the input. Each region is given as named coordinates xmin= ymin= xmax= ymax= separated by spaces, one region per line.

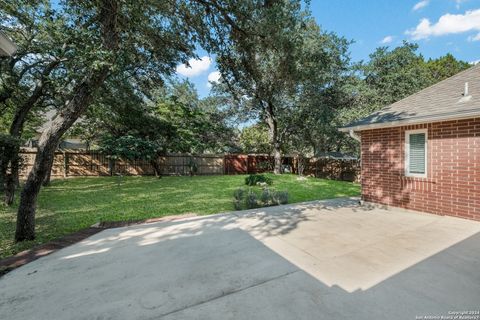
xmin=404 ymin=174 xmax=427 ymax=179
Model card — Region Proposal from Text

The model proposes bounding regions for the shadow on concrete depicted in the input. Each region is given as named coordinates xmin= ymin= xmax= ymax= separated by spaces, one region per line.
xmin=1 ymin=199 xmax=479 ymax=320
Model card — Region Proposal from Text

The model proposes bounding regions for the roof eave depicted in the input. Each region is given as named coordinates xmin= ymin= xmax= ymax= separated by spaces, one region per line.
xmin=339 ymin=109 xmax=480 ymax=132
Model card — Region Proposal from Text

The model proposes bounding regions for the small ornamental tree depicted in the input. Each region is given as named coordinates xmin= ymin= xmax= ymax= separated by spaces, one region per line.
xmin=98 ymin=135 xmax=159 ymax=175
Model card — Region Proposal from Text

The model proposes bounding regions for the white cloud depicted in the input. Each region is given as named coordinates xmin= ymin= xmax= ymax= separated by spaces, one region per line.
xmin=413 ymin=0 xmax=429 ymax=11
xmin=176 ymin=56 xmax=211 ymax=77
xmin=470 ymin=59 xmax=480 ymax=64
xmin=207 ymin=71 xmax=221 ymax=87
xmin=468 ymin=32 xmax=480 ymax=41
xmin=380 ymin=35 xmax=394 ymax=44
xmin=455 ymin=0 xmax=467 ymax=9
xmin=406 ymin=9 xmax=480 ymax=40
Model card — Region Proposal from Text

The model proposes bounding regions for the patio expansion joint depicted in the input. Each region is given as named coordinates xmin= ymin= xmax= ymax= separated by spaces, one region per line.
xmin=329 ymin=218 xmax=447 ymax=260
xmin=153 ymin=269 xmax=301 ymax=319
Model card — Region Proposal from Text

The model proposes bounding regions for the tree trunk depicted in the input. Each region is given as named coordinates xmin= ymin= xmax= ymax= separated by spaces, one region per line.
xmin=15 ymin=0 xmax=120 ymax=242
xmin=273 ymin=143 xmax=282 ymax=174
xmin=42 ymin=155 xmax=54 ymax=186
xmin=4 ymin=154 xmax=19 ymax=205
xmin=16 ymin=78 xmax=113 ymax=241
xmin=4 ymin=175 xmax=15 ymax=206
xmin=150 ymin=159 xmax=162 ymax=178
xmin=15 ymin=140 xmax=55 ymax=241
xmin=108 ymin=158 xmax=115 ymax=176
xmin=264 ymin=102 xmax=282 ymax=174
xmin=3 ymin=60 xmax=61 ymax=205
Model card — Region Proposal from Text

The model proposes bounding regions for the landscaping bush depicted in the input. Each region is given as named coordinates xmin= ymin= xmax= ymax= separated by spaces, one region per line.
xmin=260 ymin=188 xmax=274 ymax=206
xmin=274 ymin=191 xmax=289 ymax=205
xmin=233 ymin=188 xmax=245 ymax=201
xmin=233 ymin=200 xmax=242 ymax=210
xmin=245 ymin=174 xmax=273 ymax=186
xmin=245 ymin=191 xmax=259 ymax=209
xmin=233 ymin=187 xmax=289 ymax=210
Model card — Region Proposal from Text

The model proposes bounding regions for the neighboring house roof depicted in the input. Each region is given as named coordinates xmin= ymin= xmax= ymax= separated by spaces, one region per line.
xmin=24 ymin=138 xmax=89 ymax=150
xmin=0 ymin=31 xmax=17 ymax=56
xmin=59 ymin=139 xmax=88 ymax=150
xmin=340 ymin=63 xmax=480 ymax=132
xmin=36 ymin=109 xmax=84 ymax=133
xmin=36 ymin=109 xmax=59 ymax=133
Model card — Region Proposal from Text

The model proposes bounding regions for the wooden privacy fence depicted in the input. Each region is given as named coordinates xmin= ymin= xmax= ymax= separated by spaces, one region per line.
xmin=19 ymin=151 xmax=224 ymax=177
xmin=302 ymin=158 xmax=360 ymax=182
xmin=224 ymin=154 xmax=359 ymax=182
xmin=19 ymin=151 xmax=360 ymax=182
xmin=224 ymin=154 xmax=295 ymax=175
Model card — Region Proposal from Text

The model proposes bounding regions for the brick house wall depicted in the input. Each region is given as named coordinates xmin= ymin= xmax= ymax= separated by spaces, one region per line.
xmin=361 ymin=117 xmax=480 ymax=221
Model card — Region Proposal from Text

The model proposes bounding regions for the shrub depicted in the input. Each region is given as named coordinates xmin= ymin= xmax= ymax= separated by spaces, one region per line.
xmin=260 ymin=188 xmax=274 ymax=206
xmin=233 ymin=200 xmax=242 ymax=210
xmin=233 ymin=188 xmax=245 ymax=201
xmin=233 ymin=187 xmax=288 ymax=211
xmin=245 ymin=191 xmax=259 ymax=209
xmin=245 ymin=174 xmax=273 ymax=186
xmin=274 ymin=191 xmax=289 ymax=205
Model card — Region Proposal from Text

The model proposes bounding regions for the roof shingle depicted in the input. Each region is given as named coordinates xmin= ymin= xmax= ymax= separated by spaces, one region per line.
xmin=341 ymin=63 xmax=480 ymax=131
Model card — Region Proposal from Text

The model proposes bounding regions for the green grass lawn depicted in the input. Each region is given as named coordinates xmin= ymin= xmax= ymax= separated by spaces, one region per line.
xmin=0 ymin=174 xmax=359 ymax=258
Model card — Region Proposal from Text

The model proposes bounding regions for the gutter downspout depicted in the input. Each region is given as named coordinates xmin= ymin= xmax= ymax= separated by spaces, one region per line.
xmin=349 ymin=130 xmax=360 ymax=142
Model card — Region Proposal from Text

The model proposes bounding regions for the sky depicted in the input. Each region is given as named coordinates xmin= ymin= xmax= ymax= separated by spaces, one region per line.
xmin=176 ymin=0 xmax=480 ymax=98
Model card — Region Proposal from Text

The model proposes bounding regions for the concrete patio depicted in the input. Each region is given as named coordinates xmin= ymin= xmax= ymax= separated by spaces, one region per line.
xmin=1 ymin=198 xmax=479 ymax=319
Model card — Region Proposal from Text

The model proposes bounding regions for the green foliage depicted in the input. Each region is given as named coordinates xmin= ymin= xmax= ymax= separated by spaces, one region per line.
xmin=245 ymin=174 xmax=273 ymax=186
xmin=212 ymin=6 xmax=352 ymax=164
xmin=0 ymin=0 xmax=253 ymax=210
xmin=80 ymin=79 xmax=236 ymax=156
xmin=239 ymin=124 xmax=272 ymax=154
xmin=303 ymin=42 xmax=471 ymax=156
xmin=273 ymin=190 xmax=289 ymax=205
xmin=355 ymin=43 xmax=470 ymax=115
xmin=258 ymin=188 xmax=289 ymax=206
xmin=425 ymin=53 xmax=470 ymax=83
xmin=0 ymin=134 xmax=21 ymax=163
xmin=245 ymin=191 xmax=259 ymax=209
xmin=233 ymin=186 xmax=289 ymax=210
xmin=154 ymin=80 xmax=235 ymax=154
xmin=233 ymin=188 xmax=245 ymax=201
xmin=233 ymin=199 xmax=242 ymax=211
xmin=362 ymin=42 xmax=431 ymax=107
xmin=212 ymin=1 xmax=323 ymax=171
xmin=98 ymin=135 xmax=158 ymax=160
xmin=260 ymin=188 xmax=274 ymax=205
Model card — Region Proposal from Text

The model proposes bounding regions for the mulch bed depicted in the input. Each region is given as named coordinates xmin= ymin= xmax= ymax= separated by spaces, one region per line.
xmin=0 ymin=214 xmax=196 ymax=277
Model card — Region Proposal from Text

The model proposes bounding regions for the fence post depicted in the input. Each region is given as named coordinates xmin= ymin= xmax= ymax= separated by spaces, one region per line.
xmin=63 ymin=152 xmax=69 ymax=178
xmin=222 ymin=155 xmax=225 ymax=175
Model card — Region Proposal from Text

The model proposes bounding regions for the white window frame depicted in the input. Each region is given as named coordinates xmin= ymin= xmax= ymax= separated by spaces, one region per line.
xmin=405 ymin=128 xmax=428 ymax=178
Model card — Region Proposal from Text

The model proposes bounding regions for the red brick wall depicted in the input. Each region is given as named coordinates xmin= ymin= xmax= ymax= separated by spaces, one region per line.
xmin=361 ymin=118 xmax=480 ymax=221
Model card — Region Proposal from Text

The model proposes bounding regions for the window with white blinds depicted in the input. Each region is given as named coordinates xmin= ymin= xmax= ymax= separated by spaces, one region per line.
xmin=405 ymin=129 xmax=427 ymax=177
